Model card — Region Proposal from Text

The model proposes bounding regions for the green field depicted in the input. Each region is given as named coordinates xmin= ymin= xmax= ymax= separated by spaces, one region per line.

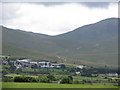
xmin=2 ymin=82 xmax=118 ymax=88
xmin=4 ymin=74 xmax=109 ymax=81
xmin=73 ymin=76 xmax=108 ymax=81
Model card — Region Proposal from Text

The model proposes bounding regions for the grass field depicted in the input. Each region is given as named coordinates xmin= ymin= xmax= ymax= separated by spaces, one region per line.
xmin=2 ymin=82 xmax=118 ymax=88
xmin=4 ymin=74 xmax=108 ymax=81
xmin=73 ymin=76 xmax=108 ymax=81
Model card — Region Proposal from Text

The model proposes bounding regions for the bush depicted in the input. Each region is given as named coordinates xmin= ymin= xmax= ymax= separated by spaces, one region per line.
xmin=15 ymin=69 xmax=22 ymax=74
xmin=2 ymin=70 xmax=9 ymax=75
xmin=68 ymin=76 xmax=73 ymax=81
xmin=47 ymin=74 xmax=56 ymax=81
xmin=73 ymin=80 xmax=80 ymax=84
xmin=2 ymin=77 xmax=14 ymax=82
xmin=14 ymin=76 xmax=37 ymax=82
xmin=60 ymin=77 xmax=72 ymax=84
xmin=9 ymin=66 xmax=16 ymax=73
xmin=82 ymin=80 xmax=92 ymax=83
xmin=38 ymin=76 xmax=50 ymax=83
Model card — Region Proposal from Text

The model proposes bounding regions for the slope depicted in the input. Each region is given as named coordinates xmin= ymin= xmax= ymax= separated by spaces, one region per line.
xmin=1 ymin=18 xmax=118 ymax=67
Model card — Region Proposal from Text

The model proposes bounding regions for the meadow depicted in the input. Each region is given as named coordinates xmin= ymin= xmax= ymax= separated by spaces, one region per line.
xmin=2 ymin=82 xmax=118 ymax=88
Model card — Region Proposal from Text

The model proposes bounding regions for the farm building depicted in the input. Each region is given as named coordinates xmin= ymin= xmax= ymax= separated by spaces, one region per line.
xmin=38 ymin=61 xmax=51 ymax=68
xmin=76 ymin=65 xmax=86 ymax=69
xmin=13 ymin=59 xmax=66 ymax=69
xmin=14 ymin=59 xmax=37 ymax=68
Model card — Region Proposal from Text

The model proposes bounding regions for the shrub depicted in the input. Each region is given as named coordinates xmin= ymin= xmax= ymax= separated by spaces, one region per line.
xmin=47 ymin=74 xmax=56 ymax=81
xmin=2 ymin=70 xmax=9 ymax=75
xmin=15 ymin=69 xmax=22 ymax=74
xmin=9 ymin=66 xmax=16 ymax=73
xmin=14 ymin=76 xmax=37 ymax=82
xmin=73 ymin=80 xmax=80 ymax=84
xmin=60 ymin=77 xmax=72 ymax=84
xmin=38 ymin=76 xmax=50 ymax=83
xmin=2 ymin=77 xmax=14 ymax=82
xmin=82 ymin=80 xmax=92 ymax=83
xmin=68 ymin=76 xmax=73 ymax=81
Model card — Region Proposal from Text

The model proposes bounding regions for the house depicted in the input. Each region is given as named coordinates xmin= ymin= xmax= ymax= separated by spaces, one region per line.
xmin=16 ymin=64 xmax=22 ymax=69
xmin=107 ymin=73 xmax=118 ymax=77
xmin=30 ymin=61 xmax=38 ymax=68
xmin=2 ymin=61 xmax=8 ymax=65
xmin=75 ymin=72 xmax=80 ymax=75
xmin=38 ymin=61 xmax=51 ymax=68
xmin=76 ymin=65 xmax=86 ymax=69
xmin=14 ymin=59 xmax=33 ymax=68
xmin=14 ymin=59 xmax=66 ymax=69
xmin=50 ymin=64 xmax=65 ymax=69
xmin=50 ymin=64 xmax=61 ymax=68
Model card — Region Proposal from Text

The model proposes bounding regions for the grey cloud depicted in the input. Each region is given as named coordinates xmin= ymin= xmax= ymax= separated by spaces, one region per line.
xmin=32 ymin=2 xmax=110 ymax=8
xmin=80 ymin=2 xmax=110 ymax=8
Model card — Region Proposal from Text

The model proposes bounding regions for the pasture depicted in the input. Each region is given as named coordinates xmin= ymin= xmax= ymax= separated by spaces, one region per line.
xmin=2 ymin=82 xmax=118 ymax=88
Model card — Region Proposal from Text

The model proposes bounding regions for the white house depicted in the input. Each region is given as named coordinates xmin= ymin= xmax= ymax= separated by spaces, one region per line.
xmin=38 ymin=61 xmax=51 ymax=68
xmin=107 ymin=73 xmax=118 ymax=77
xmin=76 ymin=65 xmax=86 ymax=69
xmin=15 ymin=59 xmax=33 ymax=68
xmin=75 ymin=72 xmax=80 ymax=75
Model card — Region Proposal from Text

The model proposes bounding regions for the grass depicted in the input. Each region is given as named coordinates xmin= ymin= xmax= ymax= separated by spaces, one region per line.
xmin=22 ymin=68 xmax=35 ymax=72
xmin=4 ymin=74 xmax=110 ymax=81
xmin=73 ymin=76 xmax=108 ymax=81
xmin=2 ymin=82 xmax=118 ymax=88
xmin=4 ymin=74 xmax=38 ymax=78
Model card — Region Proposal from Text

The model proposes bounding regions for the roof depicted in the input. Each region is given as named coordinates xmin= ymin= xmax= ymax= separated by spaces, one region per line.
xmin=51 ymin=64 xmax=60 ymax=66
xmin=41 ymin=65 xmax=48 ymax=67
xmin=17 ymin=59 xmax=32 ymax=62
xmin=38 ymin=62 xmax=50 ymax=63
xmin=30 ymin=62 xmax=37 ymax=64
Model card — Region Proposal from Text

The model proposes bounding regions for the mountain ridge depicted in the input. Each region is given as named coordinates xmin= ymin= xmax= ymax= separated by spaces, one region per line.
xmin=1 ymin=18 xmax=118 ymax=68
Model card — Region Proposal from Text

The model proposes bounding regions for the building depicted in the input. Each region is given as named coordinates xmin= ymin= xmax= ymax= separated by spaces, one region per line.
xmin=2 ymin=61 xmax=8 ymax=65
xmin=76 ymin=65 xmax=86 ymax=69
xmin=107 ymin=73 xmax=118 ymax=77
xmin=14 ymin=59 xmax=66 ymax=69
xmin=75 ymin=72 xmax=80 ymax=75
xmin=14 ymin=59 xmax=33 ymax=68
xmin=38 ymin=61 xmax=51 ymax=68
xmin=50 ymin=64 xmax=61 ymax=68
xmin=50 ymin=64 xmax=65 ymax=69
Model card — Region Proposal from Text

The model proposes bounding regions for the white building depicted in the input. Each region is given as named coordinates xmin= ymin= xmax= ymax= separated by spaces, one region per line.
xmin=107 ymin=73 xmax=118 ymax=77
xmin=38 ymin=61 xmax=51 ymax=68
xmin=75 ymin=72 xmax=80 ymax=75
xmin=15 ymin=59 xmax=33 ymax=68
xmin=76 ymin=65 xmax=86 ymax=69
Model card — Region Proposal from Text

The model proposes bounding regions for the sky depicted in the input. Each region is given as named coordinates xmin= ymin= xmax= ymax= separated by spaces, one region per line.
xmin=1 ymin=2 xmax=118 ymax=35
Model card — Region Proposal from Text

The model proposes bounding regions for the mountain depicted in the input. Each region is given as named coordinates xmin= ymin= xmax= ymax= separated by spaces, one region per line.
xmin=1 ymin=18 xmax=118 ymax=68
xmin=54 ymin=18 xmax=118 ymax=43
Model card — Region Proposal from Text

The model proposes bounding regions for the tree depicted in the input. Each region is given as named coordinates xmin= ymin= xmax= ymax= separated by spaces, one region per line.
xmin=47 ymin=74 xmax=56 ymax=81
xmin=9 ymin=66 xmax=16 ymax=73
xmin=2 ymin=70 xmax=9 ymax=75
xmin=68 ymin=76 xmax=73 ymax=81
xmin=15 ymin=68 xmax=22 ymax=74
xmin=60 ymin=77 xmax=72 ymax=84
xmin=14 ymin=76 xmax=37 ymax=82
xmin=31 ymin=64 xmax=38 ymax=69
xmin=60 ymin=64 xmax=66 ymax=69
xmin=73 ymin=80 xmax=80 ymax=84
xmin=38 ymin=76 xmax=50 ymax=83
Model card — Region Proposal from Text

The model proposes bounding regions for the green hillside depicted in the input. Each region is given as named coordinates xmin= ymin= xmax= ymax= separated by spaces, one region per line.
xmin=2 ymin=43 xmax=61 ymax=62
xmin=1 ymin=18 xmax=118 ymax=68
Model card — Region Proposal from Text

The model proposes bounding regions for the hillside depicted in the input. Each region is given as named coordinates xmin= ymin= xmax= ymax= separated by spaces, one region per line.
xmin=1 ymin=18 xmax=118 ymax=67
xmin=54 ymin=18 xmax=118 ymax=43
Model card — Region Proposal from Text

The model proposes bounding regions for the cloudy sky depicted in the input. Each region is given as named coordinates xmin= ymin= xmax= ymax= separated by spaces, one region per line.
xmin=1 ymin=2 xmax=118 ymax=35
